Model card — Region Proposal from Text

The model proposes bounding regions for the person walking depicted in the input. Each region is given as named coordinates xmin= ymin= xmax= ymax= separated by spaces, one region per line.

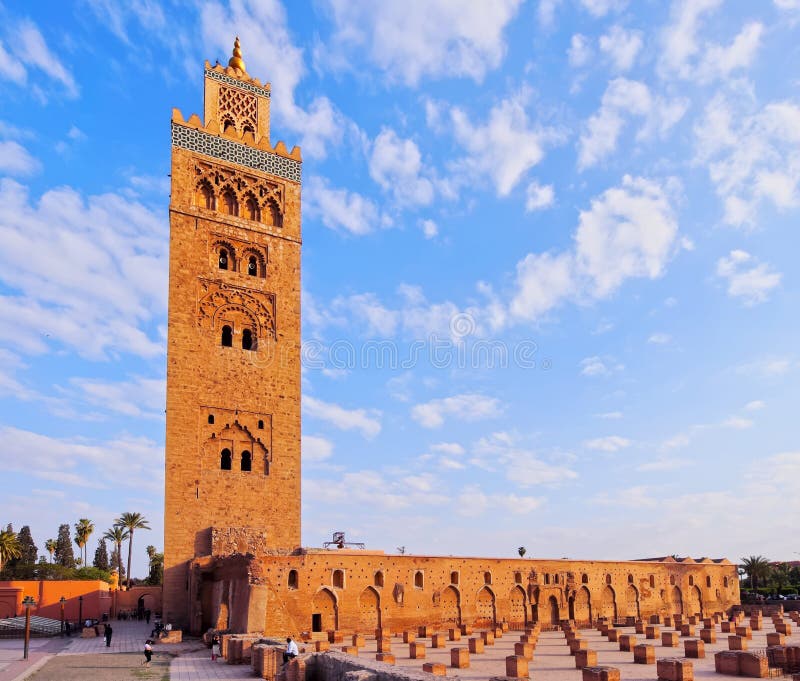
xmin=211 ymin=634 xmax=221 ymax=661
xmin=142 ymin=639 xmax=153 ymax=667
xmin=104 ymin=623 xmax=113 ymax=647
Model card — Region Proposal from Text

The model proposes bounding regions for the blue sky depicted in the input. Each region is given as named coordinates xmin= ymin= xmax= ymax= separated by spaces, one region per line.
xmin=1 ymin=0 xmax=799 ymax=579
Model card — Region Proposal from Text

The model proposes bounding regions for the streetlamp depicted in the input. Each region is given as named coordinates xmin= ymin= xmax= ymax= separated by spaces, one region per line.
xmin=22 ymin=596 xmax=36 ymax=660
xmin=59 ymin=596 xmax=66 ymax=636
xmin=78 ymin=595 xmax=83 ymax=629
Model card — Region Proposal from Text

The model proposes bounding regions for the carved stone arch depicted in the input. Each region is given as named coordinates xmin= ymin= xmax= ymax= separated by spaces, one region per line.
xmin=242 ymin=191 xmax=261 ymax=222
xmin=264 ymin=197 xmax=283 ymax=228
xmin=197 ymin=280 xmax=277 ymax=340
xmin=312 ymin=587 xmax=338 ymax=632
xmin=475 ymin=586 xmax=496 ymax=628
xmin=195 ymin=179 xmax=216 ymax=209
xmin=575 ymin=585 xmax=592 ymax=623
xmin=625 ymin=583 xmax=640 ymax=618
xmin=211 ymin=239 xmax=237 ymax=271
xmin=509 ymin=585 xmax=527 ymax=627
xmin=219 ymin=183 xmax=239 ymax=216
xmin=221 ymin=115 xmax=237 ymax=134
xmin=358 ymin=586 xmax=381 ymax=630
xmin=600 ymin=585 xmax=617 ymax=620
xmin=202 ymin=421 xmax=270 ymax=474
xmin=241 ymin=247 xmax=266 ymax=278
xmin=441 ymin=585 xmax=461 ymax=626
xmin=213 ymin=303 xmax=259 ymax=337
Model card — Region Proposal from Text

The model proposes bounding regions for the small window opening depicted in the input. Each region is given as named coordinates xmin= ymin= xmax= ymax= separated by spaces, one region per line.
xmin=243 ymin=125 xmax=254 ymax=135
xmin=197 ymin=183 xmax=214 ymax=209
xmin=221 ymin=325 xmax=233 ymax=347
xmin=208 ymin=414 xmax=214 ymax=425
xmin=650 ymin=575 xmax=655 ymax=588
xmin=670 ymin=575 xmax=676 ymax=586
xmin=288 ymin=569 xmax=298 ymax=589
xmin=220 ymin=448 xmax=232 ymax=470
xmin=241 ymin=450 xmax=252 ymax=472
xmin=242 ymin=329 xmax=253 ymax=351
xmin=606 ymin=574 xmax=612 ymax=585
xmin=218 ymin=248 xmax=229 ymax=270
xmin=582 ymin=573 xmax=589 ymax=584
xmin=332 ymin=569 xmax=344 ymax=589
xmin=374 ymin=571 xmax=384 ymax=588
xmin=222 ymin=190 xmax=238 ymax=216
xmin=554 ymin=574 xmax=559 ymax=584
xmin=245 ymin=197 xmax=260 ymax=222
xmin=688 ymin=576 xmax=694 ymax=586
xmin=544 ymin=574 xmax=550 ymax=585
xmin=223 ymin=119 xmax=235 ymax=133
xmin=414 ymin=571 xmax=424 ymax=589
xmin=706 ymin=576 xmax=711 ymax=588
xmin=514 ymin=572 xmax=522 ymax=584
xmin=248 ymin=256 xmax=258 ymax=276
xmin=450 ymin=571 xmax=459 ymax=585
xmin=628 ymin=574 xmax=634 ymax=584
xmin=258 ymin=419 xmax=264 ymax=429
xmin=483 ymin=571 xmax=492 ymax=585
xmin=724 ymin=577 xmax=729 ymax=588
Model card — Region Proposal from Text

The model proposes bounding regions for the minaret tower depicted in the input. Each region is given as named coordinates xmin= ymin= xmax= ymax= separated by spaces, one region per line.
xmin=162 ymin=39 xmax=302 ymax=629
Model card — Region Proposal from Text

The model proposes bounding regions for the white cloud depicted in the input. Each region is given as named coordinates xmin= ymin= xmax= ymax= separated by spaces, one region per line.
xmin=599 ymin=26 xmax=643 ymax=72
xmin=716 ymin=250 xmax=781 ymax=305
xmin=579 ymin=355 xmax=622 ymax=377
xmin=70 ymin=376 xmax=165 ymax=419
xmin=0 ymin=141 xmax=40 ymax=175
xmin=303 ymin=434 xmax=334 ymax=462
xmin=304 ymin=176 xmax=385 ymax=236
xmin=580 ymin=0 xmax=627 ymax=16
xmin=578 ymin=79 xmax=687 ymax=169
xmin=200 ymin=0 xmax=342 ymax=158
xmin=568 ymin=34 xmax=592 ymax=67
xmin=583 ymin=435 xmax=631 ymax=451
xmin=369 ymin=128 xmax=434 ymax=206
xmin=774 ymin=0 xmax=800 ymax=9
xmin=648 ymin=332 xmax=672 ymax=345
xmin=537 ymin=0 xmax=562 ymax=27
xmin=744 ymin=400 xmax=765 ymax=412
xmin=430 ymin=442 xmax=466 ymax=456
xmin=471 ymin=432 xmax=577 ymax=486
xmin=734 ymin=357 xmax=795 ymax=378
xmin=319 ymin=0 xmax=523 ymax=85
xmin=722 ymin=416 xmax=753 ymax=430
xmin=419 ymin=219 xmax=438 ymax=239
xmin=525 ymin=181 xmax=555 ymax=211
xmin=510 ymin=252 xmax=575 ymax=320
xmin=411 ymin=393 xmax=502 ymax=428
xmin=0 ymin=179 xmax=167 ymax=359
xmin=696 ymin=22 xmax=763 ymax=83
xmin=0 ymin=40 xmax=26 ymax=84
xmin=304 ymin=395 xmax=382 ymax=438
xmin=636 ymin=457 xmax=691 ymax=472
xmin=596 ymin=411 xmax=623 ymax=420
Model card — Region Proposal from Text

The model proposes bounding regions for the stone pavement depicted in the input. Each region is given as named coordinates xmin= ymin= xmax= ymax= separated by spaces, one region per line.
xmin=170 ymin=649 xmax=257 ymax=680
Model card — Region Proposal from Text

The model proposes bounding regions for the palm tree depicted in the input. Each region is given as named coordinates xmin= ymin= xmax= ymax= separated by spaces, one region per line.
xmin=45 ymin=539 xmax=57 ymax=563
xmin=75 ymin=519 xmax=94 ymax=567
xmin=115 ymin=512 xmax=150 ymax=589
xmin=518 ymin=546 xmax=527 ymax=558
xmin=103 ymin=526 xmax=129 ymax=580
xmin=0 ymin=527 xmax=21 ymax=571
xmin=740 ymin=555 xmax=771 ymax=590
xmin=74 ymin=536 xmax=84 ymax=567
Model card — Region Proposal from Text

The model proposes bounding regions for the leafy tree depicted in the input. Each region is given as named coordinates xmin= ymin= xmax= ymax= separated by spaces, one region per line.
xmin=146 ymin=550 xmax=164 ymax=586
xmin=518 ymin=546 xmax=527 ymax=558
xmin=0 ymin=526 xmax=21 ymax=571
xmin=93 ymin=539 xmax=110 ymax=571
xmin=55 ymin=524 xmax=76 ymax=568
xmin=772 ymin=562 xmax=791 ymax=595
xmin=740 ymin=555 xmax=771 ymax=590
xmin=74 ymin=519 xmax=94 ymax=567
xmin=115 ymin=512 xmax=150 ymax=589
xmin=45 ymin=539 xmax=57 ymax=563
xmin=103 ymin=526 xmax=128 ymax=579
xmin=17 ymin=526 xmax=38 ymax=565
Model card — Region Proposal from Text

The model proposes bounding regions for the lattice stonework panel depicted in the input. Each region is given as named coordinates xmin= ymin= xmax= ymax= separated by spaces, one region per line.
xmin=172 ymin=123 xmax=301 ymax=183
xmin=218 ymin=85 xmax=257 ymax=132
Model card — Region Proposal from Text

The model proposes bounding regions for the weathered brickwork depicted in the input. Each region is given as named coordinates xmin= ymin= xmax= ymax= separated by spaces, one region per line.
xmin=163 ymin=43 xmax=741 ymax=637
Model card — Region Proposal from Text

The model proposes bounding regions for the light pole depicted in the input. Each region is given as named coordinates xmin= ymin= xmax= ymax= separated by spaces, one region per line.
xmin=78 ymin=595 xmax=83 ymax=629
xmin=59 ymin=596 xmax=66 ymax=636
xmin=22 ymin=596 xmax=36 ymax=660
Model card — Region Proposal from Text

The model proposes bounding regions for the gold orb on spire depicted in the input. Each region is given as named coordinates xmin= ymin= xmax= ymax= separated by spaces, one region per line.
xmin=228 ymin=36 xmax=246 ymax=72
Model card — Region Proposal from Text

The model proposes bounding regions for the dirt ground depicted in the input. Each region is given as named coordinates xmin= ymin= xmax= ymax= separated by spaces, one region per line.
xmin=28 ymin=652 xmax=172 ymax=681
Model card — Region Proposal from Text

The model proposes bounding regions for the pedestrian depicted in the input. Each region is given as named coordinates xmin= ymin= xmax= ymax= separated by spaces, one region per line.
xmin=104 ymin=623 xmax=113 ymax=647
xmin=142 ymin=639 xmax=153 ymax=667
xmin=283 ymin=636 xmax=298 ymax=664
xmin=145 ymin=609 xmax=151 ymax=624
xmin=211 ymin=634 xmax=221 ymax=661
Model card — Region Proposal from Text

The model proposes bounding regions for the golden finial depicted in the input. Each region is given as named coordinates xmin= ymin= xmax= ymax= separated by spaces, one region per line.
xmin=228 ymin=36 xmax=246 ymax=72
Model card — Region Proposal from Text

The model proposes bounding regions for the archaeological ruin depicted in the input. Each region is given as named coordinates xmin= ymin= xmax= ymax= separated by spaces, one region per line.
xmin=162 ymin=40 xmax=740 ymax=639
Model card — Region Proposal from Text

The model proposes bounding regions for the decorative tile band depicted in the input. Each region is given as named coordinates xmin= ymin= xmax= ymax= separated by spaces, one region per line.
xmin=172 ymin=123 xmax=301 ymax=183
xmin=205 ymin=68 xmax=271 ymax=99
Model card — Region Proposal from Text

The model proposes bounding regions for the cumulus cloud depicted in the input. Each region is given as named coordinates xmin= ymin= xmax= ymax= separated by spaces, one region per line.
xmin=580 ymin=356 xmax=623 ymax=377
xmin=583 ymin=435 xmax=631 ymax=451
xmin=525 ymin=181 xmax=555 ymax=212
xmin=369 ymin=128 xmax=434 ymax=206
xmin=716 ymin=250 xmax=781 ymax=305
xmin=419 ymin=219 xmax=438 ymax=239
xmin=318 ymin=0 xmax=522 ymax=85
xmin=303 ymin=434 xmax=334 ymax=462
xmin=0 ymin=141 xmax=40 ymax=175
xmin=599 ymin=26 xmax=643 ymax=72
xmin=568 ymin=34 xmax=592 ymax=67
xmin=304 ymin=396 xmax=382 ymax=438
xmin=648 ymin=332 xmax=672 ymax=345
xmin=580 ymin=0 xmax=627 ymax=16
xmin=411 ymin=393 xmax=502 ymax=428
xmin=69 ymin=376 xmax=165 ymax=419
xmin=304 ymin=176 xmax=387 ymax=236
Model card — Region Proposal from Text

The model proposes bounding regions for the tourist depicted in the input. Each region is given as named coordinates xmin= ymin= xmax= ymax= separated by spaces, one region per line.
xmin=145 ymin=609 xmax=151 ymax=624
xmin=142 ymin=639 xmax=153 ymax=667
xmin=283 ymin=636 xmax=298 ymax=664
xmin=211 ymin=634 xmax=221 ymax=661
xmin=104 ymin=623 xmax=113 ymax=647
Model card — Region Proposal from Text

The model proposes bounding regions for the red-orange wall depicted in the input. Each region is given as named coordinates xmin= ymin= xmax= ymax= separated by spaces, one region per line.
xmin=0 ymin=580 xmax=112 ymax=621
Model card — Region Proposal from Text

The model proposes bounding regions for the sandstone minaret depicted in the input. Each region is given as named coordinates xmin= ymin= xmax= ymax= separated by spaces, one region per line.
xmin=162 ymin=38 xmax=302 ymax=629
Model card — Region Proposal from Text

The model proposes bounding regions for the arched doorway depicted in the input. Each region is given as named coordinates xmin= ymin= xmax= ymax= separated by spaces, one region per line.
xmin=358 ymin=587 xmax=381 ymax=631
xmin=625 ymin=584 xmax=640 ymax=619
xmin=312 ymin=588 xmax=338 ymax=632
xmin=509 ymin=586 xmax=527 ymax=627
xmin=575 ymin=586 xmax=592 ymax=623
xmin=688 ymin=585 xmax=702 ymax=617
xmin=476 ymin=587 xmax=496 ymax=627
xmin=568 ymin=595 xmax=575 ymax=620
xmin=442 ymin=586 xmax=461 ymax=626
xmin=548 ymin=595 xmax=560 ymax=624
xmin=672 ymin=586 xmax=683 ymax=616
xmin=600 ymin=585 xmax=617 ymax=620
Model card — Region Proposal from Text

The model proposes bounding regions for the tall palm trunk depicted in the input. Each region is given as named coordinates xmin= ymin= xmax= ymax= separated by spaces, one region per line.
xmin=126 ymin=529 xmax=134 ymax=589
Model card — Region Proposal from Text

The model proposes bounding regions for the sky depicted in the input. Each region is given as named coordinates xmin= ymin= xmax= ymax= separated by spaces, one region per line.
xmin=1 ymin=0 xmax=799 ymax=580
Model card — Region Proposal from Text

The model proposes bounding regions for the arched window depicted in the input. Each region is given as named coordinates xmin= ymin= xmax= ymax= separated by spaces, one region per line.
xmin=241 ymin=450 xmax=251 ymax=472
xmin=220 ymin=448 xmax=232 ymax=470
xmin=606 ymin=574 xmax=612 ymax=585
xmin=628 ymin=574 xmax=634 ymax=584
xmin=483 ymin=571 xmax=492 ymax=585
xmin=247 ymin=256 xmax=258 ymax=276
xmin=670 ymin=575 xmax=676 ymax=586
xmin=706 ymin=576 xmax=711 ymax=588
xmin=724 ymin=577 xmax=729 ymax=588
xmin=242 ymin=329 xmax=253 ymax=351
xmin=450 ymin=571 xmax=459 ymax=585
xmin=244 ymin=196 xmax=260 ymax=222
xmin=266 ymin=200 xmax=282 ymax=227
xmin=414 ymin=571 xmax=424 ymax=589
xmin=374 ymin=571 xmax=384 ymax=588
xmin=514 ymin=572 xmax=522 ymax=584
xmin=554 ymin=574 xmax=559 ymax=584
xmin=218 ymin=248 xmax=229 ymax=270
xmin=650 ymin=575 xmax=655 ymax=588
xmin=197 ymin=183 xmax=214 ymax=209
xmin=582 ymin=573 xmax=589 ymax=584
xmin=332 ymin=569 xmax=344 ymax=589
xmin=243 ymin=125 xmax=254 ymax=135
xmin=223 ymin=119 xmax=236 ymax=133
xmin=222 ymin=189 xmax=238 ymax=216
xmin=688 ymin=576 xmax=694 ymax=586
xmin=221 ymin=325 xmax=233 ymax=347
xmin=208 ymin=414 xmax=214 ymax=425
xmin=258 ymin=419 xmax=264 ymax=429
xmin=288 ymin=569 xmax=298 ymax=589
xmin=544 ymin=574 xmax=550 ymax=585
